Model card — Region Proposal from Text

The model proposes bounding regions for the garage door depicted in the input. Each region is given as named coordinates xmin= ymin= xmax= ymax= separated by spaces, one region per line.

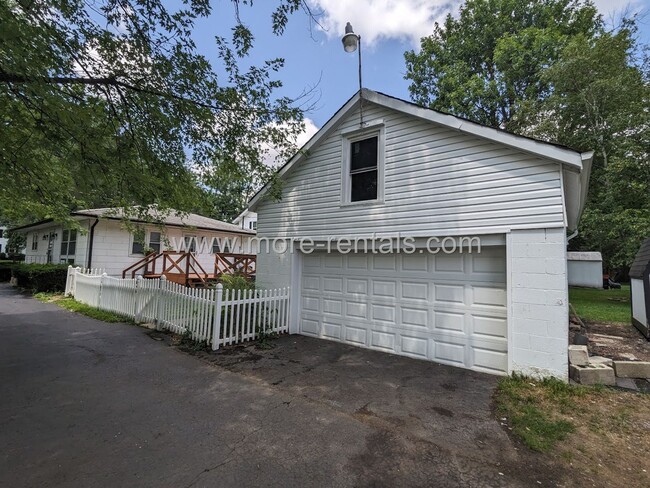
xmin=300 ymin=247 xmax=508 ymax=374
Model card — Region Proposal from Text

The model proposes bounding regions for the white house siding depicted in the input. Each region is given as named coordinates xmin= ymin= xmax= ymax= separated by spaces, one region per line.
xmin=90 ymin=220 xmax=250 ymax=276
xmin=632 ymin=278 xmax=647 ymax=328
xmin=508 ymin=228 xmax=569 ymax=380
xmin=24 ymin=222 xmax=89 ymax=265
xmin=0 ymin=227 xmax=8 ymax=254
xmin=256 ymin=102 xmax=565 ymax=240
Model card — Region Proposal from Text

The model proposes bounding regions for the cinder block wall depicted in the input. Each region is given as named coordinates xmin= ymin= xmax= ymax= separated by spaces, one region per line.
xmin=508 ymin=228 xmax=569 ymax=380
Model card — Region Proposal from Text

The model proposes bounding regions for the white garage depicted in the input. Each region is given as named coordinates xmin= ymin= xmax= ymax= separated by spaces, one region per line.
xmin=300 ymin=247 xmax=508 ymax=374
xmin=251 ymin=90 xmax=594 ymax=379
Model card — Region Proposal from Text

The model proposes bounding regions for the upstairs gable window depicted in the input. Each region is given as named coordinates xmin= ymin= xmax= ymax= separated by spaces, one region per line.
xmin=350 ymin=136 xmax=378 ymax=202
xmin=341 ymin=122 xmax=384 ymax=205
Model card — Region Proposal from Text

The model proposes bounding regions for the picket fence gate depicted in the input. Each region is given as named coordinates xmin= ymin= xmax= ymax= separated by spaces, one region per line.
xmin=65 ymin=267 xmax=290 ymax=349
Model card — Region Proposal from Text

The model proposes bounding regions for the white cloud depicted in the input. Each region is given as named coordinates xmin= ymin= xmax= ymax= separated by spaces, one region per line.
xmin=592 ymin=0 xmax=644 ymax=21
xmin=309 ymin=0 xmax=459 ymax=46
xmin=262 ymin=117 xmax=320 ymax=167
xmin=296 ymin=117 xmax=320 ymax=147
xmin=309 ymin=0 xmax=647 ymax=47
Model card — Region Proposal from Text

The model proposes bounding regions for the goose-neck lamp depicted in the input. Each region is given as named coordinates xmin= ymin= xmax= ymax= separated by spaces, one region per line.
xmin=342 ymin=22 xmax=363 ymax=126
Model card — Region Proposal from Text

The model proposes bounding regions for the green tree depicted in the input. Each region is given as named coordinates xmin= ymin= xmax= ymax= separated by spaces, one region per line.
xmin=0 ymin=0 xmax=312 ymax=225
xmin=528 ymin=27 xmax=650 ymax=271
xmin=404 ymin=0 xmax=600 ymax=131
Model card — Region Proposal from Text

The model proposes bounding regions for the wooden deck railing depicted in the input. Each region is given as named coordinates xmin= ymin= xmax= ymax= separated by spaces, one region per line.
xmin=122 ymin=251 xmax=211 ymax=287
xmin=214 ymin=253 xmax=256 ymax=279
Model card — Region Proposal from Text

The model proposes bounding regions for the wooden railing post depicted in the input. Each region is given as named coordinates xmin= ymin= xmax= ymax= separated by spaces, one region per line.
xmin=211 ymin=283 xmax=223 ymax=350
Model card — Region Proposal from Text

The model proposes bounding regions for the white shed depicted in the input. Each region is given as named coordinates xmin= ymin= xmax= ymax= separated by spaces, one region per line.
xmin=250 ymin=89 xmax=594 ymax=380
xmin=630 ymin=238 xmax=650 ymax=339
xmin=567 ymin=252 xmax=602 ymax=288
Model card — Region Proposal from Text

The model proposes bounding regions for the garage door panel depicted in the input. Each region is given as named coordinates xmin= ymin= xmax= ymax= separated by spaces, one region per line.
xmin=472 ymin=315 xmax=507 ymax=338
xmin=323 ymin=298 xmax=342 ymax=315
xmin=345 ymin=301 xmax=368 ymax=319
xmin=400 ymin=335 xmax=429 ymax=359
xmin=434 ymin=311 xmax=466 ymax=333
xmin=372 ymin=279 xmax=397 ymax=297
xmin=322 ymin=322 xmax=342 ymax=340
xmin=347 ymin=278 xmax=368 ymax=294
xmin=345 ymin=326 xmax=367 ymax=345
xmin=371 ymin=330 xmax=396 ymax=351
xmin=300 ymin=249 xmax=508 ymax=374
xmin=371 ymin=304 xmax=395 ymax=323
xmin=400 ymin=306 xmax=429 ymax=328
xmin=472 ymin=286 xmax=507 ymax=307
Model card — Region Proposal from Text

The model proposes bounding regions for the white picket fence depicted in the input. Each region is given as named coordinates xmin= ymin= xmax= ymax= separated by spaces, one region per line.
xmin=65 ymin=267 xmax=290 ymax=349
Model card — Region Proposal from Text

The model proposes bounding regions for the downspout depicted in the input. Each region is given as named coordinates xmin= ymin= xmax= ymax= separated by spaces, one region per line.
xmin=567 ymin=230 xmax=578 ymax=242
xmin=86 ymin=219 xmax=99 ymax=268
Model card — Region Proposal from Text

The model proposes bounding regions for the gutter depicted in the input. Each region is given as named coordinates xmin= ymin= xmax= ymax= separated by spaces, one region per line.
xmin=86 ymin=219 xmax=99 ymax=268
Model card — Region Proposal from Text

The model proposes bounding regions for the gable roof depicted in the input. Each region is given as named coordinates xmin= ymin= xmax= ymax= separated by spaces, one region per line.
xmin=249 ymin=89 xmax=594 ymax=230
xmin=12 ymin=207 xmax=255 ymax=235
xmin=630 ymin=238 xmax=650 ymax=279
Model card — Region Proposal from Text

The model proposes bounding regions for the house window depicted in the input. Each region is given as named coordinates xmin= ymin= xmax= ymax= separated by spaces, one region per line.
xmin=149 ymin=232 xmax=162 ymax=253
xmin=184 ymin=235 xmax=197 ymax=253
xmin=31 ymin=234 xmax=38 ymax=251
xmin=349 ymin=136 xmax=378 ymax=202
xmin=250 ymin=221 xmax=257 ymax=230
xmin=60 ymin=230 xmax=77 ymax=256
xmin=131 ymin=236 xmax=144 ymax=255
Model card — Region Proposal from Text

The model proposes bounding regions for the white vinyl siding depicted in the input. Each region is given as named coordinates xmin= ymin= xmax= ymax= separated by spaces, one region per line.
xmin=256 ymin=103 xmax=565 ymax=238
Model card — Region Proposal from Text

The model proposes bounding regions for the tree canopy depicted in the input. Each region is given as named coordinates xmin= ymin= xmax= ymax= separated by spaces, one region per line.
xmin=1 ymin=0 xmax=312 ymax=226
xmin=405 ymin=0 xmax=649 ymax=271
xmin=404 ymin=0 xmax=601 ymax=132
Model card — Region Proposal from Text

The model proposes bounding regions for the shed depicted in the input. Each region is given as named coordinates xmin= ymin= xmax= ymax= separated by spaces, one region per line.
xmin=567 ymin=252 xmax=603 ymax=288
xmin=630 ymin=238 xmax=650 ymax=339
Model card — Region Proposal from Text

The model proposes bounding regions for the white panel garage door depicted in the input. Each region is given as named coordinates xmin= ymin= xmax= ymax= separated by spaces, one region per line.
xmin=300 ymin=247 xmax=508 ymax=374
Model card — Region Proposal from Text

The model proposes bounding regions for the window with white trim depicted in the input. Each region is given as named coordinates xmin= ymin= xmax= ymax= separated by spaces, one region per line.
xmin=31 ymin=233 xmax=38 ymax=251
xmin=149 ymin=232 xmax=162 ymax=253
xmin=341 ymin=123 xmax=384 ymax=205
xmin=349 ymin=136 xmax=378 ymax=202
xmin=60 ymin=230 xmax=77 ymax=256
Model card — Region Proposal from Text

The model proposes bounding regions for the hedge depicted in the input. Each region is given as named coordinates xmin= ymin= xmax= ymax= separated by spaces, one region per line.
xmin=11 ymin=264 xmax=69 ymax=293
xmin=0 ymin=262 xmax=15 ymax=282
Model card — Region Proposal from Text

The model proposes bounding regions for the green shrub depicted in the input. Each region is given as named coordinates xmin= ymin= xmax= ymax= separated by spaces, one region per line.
xmin=12 ymin=263 xmax=69 ymax=292
xmin=219 ymin=273 xmax=255 ymax=292
xmin=0 ymin=262 xmax=15 ymax=282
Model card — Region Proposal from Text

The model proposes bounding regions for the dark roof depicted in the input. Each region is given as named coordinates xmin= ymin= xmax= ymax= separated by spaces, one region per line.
xmin=630 ymin=238 xmax=650 ymax=279
xmin=11 ymin=207 xmax=255 ymax=235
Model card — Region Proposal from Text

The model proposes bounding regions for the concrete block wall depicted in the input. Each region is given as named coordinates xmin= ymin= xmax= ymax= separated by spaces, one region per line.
xmin=508 ymin=228 xmax=569 ymax=380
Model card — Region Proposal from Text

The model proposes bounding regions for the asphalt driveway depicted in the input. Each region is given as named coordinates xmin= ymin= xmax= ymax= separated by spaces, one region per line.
xmin=0 ymin=284 xmax=564 ymax=487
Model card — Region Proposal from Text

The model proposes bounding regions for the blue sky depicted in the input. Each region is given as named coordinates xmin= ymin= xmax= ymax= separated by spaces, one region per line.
xmin=192 ymin=0 xmax=650 ymax=140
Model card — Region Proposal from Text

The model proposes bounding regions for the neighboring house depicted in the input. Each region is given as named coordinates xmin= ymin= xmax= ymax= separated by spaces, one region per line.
xmin=567 ymin=252 xmax=603 ymax=288
xmin=13 ymin=207 xmax=255 ymax=277
xmin=249 ymin=89 xmax=593 ymax=379
xmin=233 ymin=209 xmax=257 ymax=231
xmin=0 ymin=226 xmax=7 ymax=255
xmin=630 ymin=238 xmax=650 ymax=339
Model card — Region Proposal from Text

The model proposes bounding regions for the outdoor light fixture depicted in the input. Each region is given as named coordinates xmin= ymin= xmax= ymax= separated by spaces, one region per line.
xmin=341 ymin=22 xmax=363 ymax=126
xmin=341 ymin=22 xmax=359 ymax=53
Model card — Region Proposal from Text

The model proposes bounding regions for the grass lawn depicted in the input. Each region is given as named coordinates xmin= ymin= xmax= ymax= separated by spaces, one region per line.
xmin=495 ymin=375 xmax=650 ymax=487
xmin=569 ymin=285 xmax=631 ymax=324
xmin=34 ymin=292 xmax=134 ymax=324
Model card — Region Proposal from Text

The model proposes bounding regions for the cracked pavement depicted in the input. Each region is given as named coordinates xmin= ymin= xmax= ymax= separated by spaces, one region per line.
xmin=1 ymin=284 xmax=564 ymax=487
